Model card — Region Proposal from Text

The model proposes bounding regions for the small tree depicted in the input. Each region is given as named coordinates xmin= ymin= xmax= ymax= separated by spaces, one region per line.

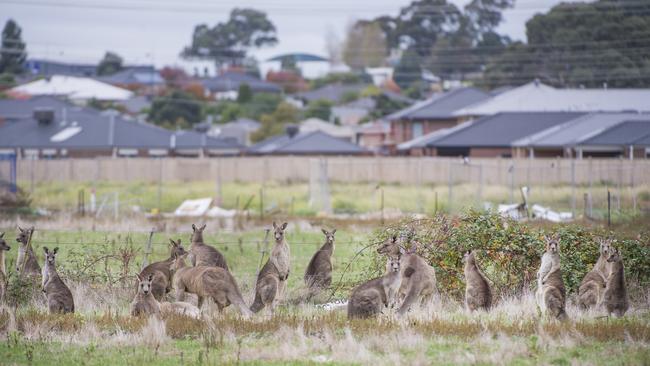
xmin=148 ymin=89 xmax=202 ymax=128
xmin=237 ymin=83 xmax=252 ymax=103
xmin=305 ymin=99 xmax=333 ymax=121
xmin=0 ymin=19 xmax=27 ymax=75
xmin=97 ymin=51 xmax=123 ymax=76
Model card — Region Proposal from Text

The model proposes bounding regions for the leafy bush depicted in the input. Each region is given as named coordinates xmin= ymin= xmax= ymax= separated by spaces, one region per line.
xmin=366 ymin=211 xmax=650 ymax=299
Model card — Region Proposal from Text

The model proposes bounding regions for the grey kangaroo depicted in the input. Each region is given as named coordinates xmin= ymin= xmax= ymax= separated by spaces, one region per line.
xmin=188 ymin=224 xmax=229 ymax=270
xmin=138 ymin=238 xmax=187 ymax=300
xmin=250 ymin=222 xmax=290 ymax=314
xmin=42 ymin=247 xmax=75 ymax=314
xmin=348 ymin=253 xmax=402 ymax=319
xmin=577 ymin=239 xmax=611 ymax=309
xmin=16 ymin=226 xmax=41 ymax=279
xmin=304 ymin=228 xmax=336 ymax=295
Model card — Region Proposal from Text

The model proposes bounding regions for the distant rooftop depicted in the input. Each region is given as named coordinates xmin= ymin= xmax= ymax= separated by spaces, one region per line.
xmin=266 ymin=53 xmax=329 ymax=62
xmin=387 ymin=87 xmax=491 ymax=121
xmin=248 ymin=130 xmax=366 ymax=155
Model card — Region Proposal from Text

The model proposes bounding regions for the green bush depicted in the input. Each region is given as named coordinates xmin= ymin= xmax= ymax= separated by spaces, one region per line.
xmin=366 ymin=211 xmax=650 ymax=299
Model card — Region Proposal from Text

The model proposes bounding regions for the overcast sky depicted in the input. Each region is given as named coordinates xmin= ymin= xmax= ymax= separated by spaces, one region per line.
xmin=0 ymin=0 xmax=580 ymax=67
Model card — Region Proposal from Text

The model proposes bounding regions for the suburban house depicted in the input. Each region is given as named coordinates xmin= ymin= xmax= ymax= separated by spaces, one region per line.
xmin=424 ymin=112 xmax=586 ymax=157
xmin=356 ymin=120 xmax=391 ymax=154
xmin=386 ymin=87 xmax=491 ymax=147
xmin=8 ymin=75 xmax=134 ymax=102
xmin=209 ymin=118 xmax=262 ymax=146
xmin=576 ymin=120 xmax=650 ymax=159
xmin=331 ymin=97 xmax=375 ymax=126
xmin=0 ymin=97 xmax=242 ymax=158
xmin=293 ymin=84 xmax=368 ymax=104
xmin=201 ymin=71 xmax=281 ymax=100
xmin=96 ymin=66 xmax=164 ymax=91
xmin=299 ymin=118 xmax=356 ymax=141
xmin=172 ymin=130 xmax=242 ymax=157
xmin=24 ymin=58 xmax=98 ymax=77
xmin=248 ymin=127 xmax=367 ymax=155
xmin=261 ymin=53 xmax=350 ymax=79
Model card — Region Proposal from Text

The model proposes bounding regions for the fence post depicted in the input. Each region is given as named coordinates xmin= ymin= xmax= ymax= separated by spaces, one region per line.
xmin=509 ymin=162 xmax=515 ymax=204
xmin=141 ymin=229 xmax=155 ymax=270
xmin=259 ymin=186 xmax=264 ymax=221
xmin=447 ymin=159 xmax=453 ymax=212
xmin=607 ymin=189 xmax=611 ymax=227
xmin=571 ymin=158 xmax=576 ymax=218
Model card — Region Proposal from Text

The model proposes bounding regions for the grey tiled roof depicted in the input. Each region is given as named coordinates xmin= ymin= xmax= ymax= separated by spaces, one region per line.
xmin=430 ymin=112 xmax=586 ymax=148
xmin=248 ymin=131 xmax=366 ymax=155
xmin=294 ymin=84 xmax=368 ymax=103
xmin=201 ymin=72 xmax=281 ymax=93
xmin=580 ymin=120 xmax=650 ymax=146
xmin=387 ymin=87 xmax=491 ymax=121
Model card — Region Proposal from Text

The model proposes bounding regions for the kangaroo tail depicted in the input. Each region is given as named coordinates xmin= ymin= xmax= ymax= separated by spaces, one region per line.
xmin=250 ymin=291 xmax=265 ymax=313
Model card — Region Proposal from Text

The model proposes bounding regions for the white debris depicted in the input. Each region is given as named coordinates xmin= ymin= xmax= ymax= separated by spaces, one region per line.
xmin=173 ymin=198 xmax=212 ymax=217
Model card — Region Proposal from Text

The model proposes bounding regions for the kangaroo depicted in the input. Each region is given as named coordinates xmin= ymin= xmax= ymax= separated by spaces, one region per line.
xmin=602 ymin=248 xmax=629 ymax=317
xmin=304 ymin=228 xmax=336 ymax=294
xmin=171 ymin=254 xmax=252 ymax=317
xmin=0 ymin=232 xmax=10 ymax=303
xmin=348 ymin=253 xmax=403 ymax=319
xmin=535 ymin=235 xmax=567 ymax=321
xmin=138 ymin=238 xmax=187 ymax=300
xmin=376 ymin=236 xmax=437 ymax=315
xmin=577 ymin=239 xmax=611 ymax=309
xmin=188 ymin=224 xmax=229 ymax=271
xmin=463 ymin=250 xmax=492 ymax=311
xmin=250 ymin=222 xmax=290 ymax=314
xmin=131 ymin=273 xmax=161 ymax=317
xmin=16 ymin=226 xmax=41 ymax=279
xmin=42 ymin=247 xmax=74 ymax=314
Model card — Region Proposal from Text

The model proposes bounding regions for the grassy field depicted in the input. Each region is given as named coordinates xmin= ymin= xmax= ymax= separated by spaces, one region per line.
xmin=0 ymin=221 xmax=649 ymax=365
xmin=19 ymin=180 xmax=650 ymax=220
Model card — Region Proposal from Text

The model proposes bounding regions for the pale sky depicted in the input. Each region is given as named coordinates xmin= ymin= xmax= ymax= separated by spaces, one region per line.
xmin=0 ymin=0 xmax=582 ymax=67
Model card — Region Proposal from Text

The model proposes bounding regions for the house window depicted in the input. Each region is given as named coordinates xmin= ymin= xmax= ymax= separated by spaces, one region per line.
xmin=412 ymin=122 xmax=423 ymax=139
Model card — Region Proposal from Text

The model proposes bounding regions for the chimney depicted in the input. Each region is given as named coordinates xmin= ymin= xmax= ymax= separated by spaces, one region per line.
xmin=285 ymin=124 xmax=299 ymax=138
xmin=33 ymin=108 xmax=55 ymax=125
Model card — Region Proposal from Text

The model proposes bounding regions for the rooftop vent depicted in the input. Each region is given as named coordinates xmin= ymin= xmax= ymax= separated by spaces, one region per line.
xmin=285 ymin=124 xmax=299 ymax=138
xmin=34 ymin=108 xmax=55 ymax=124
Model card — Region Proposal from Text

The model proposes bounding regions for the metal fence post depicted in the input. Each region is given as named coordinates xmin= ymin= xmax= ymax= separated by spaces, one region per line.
xmin=141 ymin=229 xmax=155 ymax=270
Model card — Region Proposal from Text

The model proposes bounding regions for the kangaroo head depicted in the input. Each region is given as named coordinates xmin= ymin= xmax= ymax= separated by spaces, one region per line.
xmin=462 ymin=250 xmax=475 ymax=264
xmin=191 ymin=224 xmax=206 ymax=243
xmin=169 ymin=238 xmax=187 ymax=259
xmin=0 ymin=232 xmax=10 ymax=251
xmin=136 ymin=273 xmax=154 ymax=296
xmin=170 ymin=253 xmax=188 ymax=273
xmin=272 ymin=222 xmax=288 ymax=242
xmin=544 ymin=234 xmax=560 ymax=254
xmin=607 ymin=248 xmax=622 ymax=263
xmin=598 ymin=238 xmax=612 ymax=257
xmin=321 ymin=228 xmax=336 ymax=245
xmin=386 ymin=254 xmax=401 ymax=273
xmin=16 ymin=226 xmax=34 ymax=246
xmin=43 ymin=246 xmax=59 ymax=266
xmin=377 ymin=235 xmax=400 ymax=256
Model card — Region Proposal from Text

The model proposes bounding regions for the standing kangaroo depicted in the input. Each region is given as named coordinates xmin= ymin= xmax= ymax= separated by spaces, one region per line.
xmin=376 ymin=236 xmax=437 ymax=315
xmin=188 ymin=224 xmax=229 ymax=271
xmin=16 ymin=226 xmax=41 ymax=279
xmin=602 ymin=248 xmax=629 ymax=317
xmin=250 ymin=222 xmax=290 ymax=314
xmin=171 ymin=254 xmax=252 ymax=317
xmin=348 ymin=253 xmax=403 ymax=319
xmin=42 ymin=247 xmax=75 ymax=314
xmin=0 ymin=232 xmax=10 ymax=303
xmin=138 ymin=238 xmax=187 ymax=300
xmin=131 ymin=273 xmax=161 ymax=317
xmin=463 ymin=250 xmax=492 ymax=311
xmin=304 ymin=228 xmax=335 ymax=294
xmin=535 ymin=235 xmax=567 ymax=321
xmin=577 ymin=239 xmax=611 ymax=309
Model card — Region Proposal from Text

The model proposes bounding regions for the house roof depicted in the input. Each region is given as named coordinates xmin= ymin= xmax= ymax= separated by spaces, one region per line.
xmin=294 ymin=84 xmax=368 ymax=103
xmin=429 ymin=112 xmax=586 ymax=148
xmin=579 ymin=120 xmax=650 ymax=147
xmin=299 ymin=118 xmax=355 ymax=139
xmin=456 ymin=81 xmax=650 ymax=116
xmin=387 ymin=87 xmax=491 ymax=121
xmin=201 ymin=71 xmax=281 ymax=93
xmin=97 ymin=68 xmax=164 ymax=85
xmin=512 ymin=113 xmax=650 ymax=148
xmin=248 ymin=130 xmax=366 ymax=155
xmin=267 ymin=53 xmax=329 ymax=62
xmin=222 ymin=118 xmax=261 ymax=131
xmin=397 ymin=121 xmax=474 ymax=150
xmin=9 ymin=75 xmax=134 ymax=101
xmin=173 ymin=130 xmax=242 ymax=150
xmin=0 ymin=97 xmax=240 ymax=152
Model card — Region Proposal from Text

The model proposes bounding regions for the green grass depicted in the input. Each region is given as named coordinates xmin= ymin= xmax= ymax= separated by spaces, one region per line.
xmin=19 ymin=180 xmax=650 ymax=219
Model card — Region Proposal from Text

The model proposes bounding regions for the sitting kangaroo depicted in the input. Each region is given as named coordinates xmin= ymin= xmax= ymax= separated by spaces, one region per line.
xmin=138 ymin=238 xmax=187 ymax=300
xmin=577 ymin=238 xmax=611 ymax=309
xmin=16 ymin=226 xmax=41 ymax=279
xmin=602 ymin=248 xmax=629 ymax=317
xmin=42 ymin=247 xmax=75 ymax=314
xmin=463 ymin=250 xmax=492 ymax=311
xmin=188 ymin=224 xmax=229 ymax=271
xmin=250 ymin=222 xmax=291 ymax=313
xmin=0 ymin=232 xmax=10 ymax=303
xmin=304 ymin=228 xmax=336 ymax=295
xmin=131 ymin=273 xmax=161 ymax=317
xmin=535 ymin=235 xmax=567 ymax=321
xmin=171 ymin=254 xmax=252 ymax=317
xmin=376 ymin=236 xmax=437 ymax=315
xmin=348 ymin=253 xmax=403 ymax=319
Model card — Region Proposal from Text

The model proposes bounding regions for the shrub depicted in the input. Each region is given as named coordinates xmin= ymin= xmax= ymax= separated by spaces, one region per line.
xmin=366 ymin=211 xmax=650 ymax=299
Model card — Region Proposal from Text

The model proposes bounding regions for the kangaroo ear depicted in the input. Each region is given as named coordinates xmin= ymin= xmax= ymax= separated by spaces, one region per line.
xmin=136 ymin=273 xmax=143 ymax=282
xmin=169 ymin=239 xmax=177 ymax=247
xmin=391 ymin=235 xmax=397 ymax=243
xmin=200 ymin=224 xmax=206 ymax=231
xmin=18 ymin=226 xmax=24 ymax=233
xmin=281 ymin=222 xmax=288 ymax=230
xmin=43 ymin=246 xmax=49 ymax=254
xmin=331 ymin=228 xmax=336 ymax=235
xmin=147 ymin=273 xmax=154 ymax=282
xmin=321 ymin=228 xmax=328 ymax=235
xmin=53 ymin=247 xmax=59 ymax=254
xmin=0 ymin=232 xmax=4 ymax=238
xmin=30 ymin=226 xmax=35 ymax=233
xmin=192 ymin=224 xmax=197 ymax=232
xmin=272 ymin=221 xmax=277 ymax=229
